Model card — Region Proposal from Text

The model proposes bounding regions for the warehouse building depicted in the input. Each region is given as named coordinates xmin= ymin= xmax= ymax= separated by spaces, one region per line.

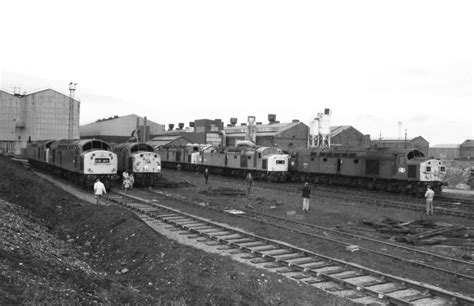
xmin=79 ymin=114 xmax=165 ymax=144
xmin=429 ymin=144 xmax=460 ymax=160
xmin=460 ymin=139 xmax=474 ymax=160
xmin=150 ymin=119 xmax=224 ymax=146
xmin=0 ymin=88 xmax=79 ymax=155
xmin=330 ymin=126 xmax=371 ymax=149
xmin=372 ymin=136 xmax=430 ymax=156
xmin=223 ymin=117 xmax=308 ymax=151
xmin=147 ymin=135 xmax=193 ymax=150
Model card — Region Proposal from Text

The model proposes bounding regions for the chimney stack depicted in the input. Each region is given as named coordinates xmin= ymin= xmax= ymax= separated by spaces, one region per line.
xmin=178 ymin=122 xmax=184 ymax=130
xmin=230 ymin=118 xmax=237 ymax=126
xmin=268 ymin=114 xmax=276 ymax=124
xmin=168 ymin=123 xmax=174 ymax=130
xmin=189 ymin=121 xmax=195 ymax=128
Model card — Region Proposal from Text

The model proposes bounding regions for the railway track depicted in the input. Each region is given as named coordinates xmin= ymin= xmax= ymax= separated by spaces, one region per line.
xmin=143 ymin=187 xmax=474 ymax=280
xmin=104 ymin=191 xmax=474 ymax=305
xmin=163 ymin=169 xmax=474 ymax=219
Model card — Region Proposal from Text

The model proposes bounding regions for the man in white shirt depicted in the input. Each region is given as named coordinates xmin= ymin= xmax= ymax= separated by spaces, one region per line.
xmin=94 ymin=178 xmax=107 ymax=204
xmin=424 ymin=185 xmax=435 ymax=216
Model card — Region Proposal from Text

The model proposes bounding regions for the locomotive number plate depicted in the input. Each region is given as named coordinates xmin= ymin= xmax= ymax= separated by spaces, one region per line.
xmin=94 ymin=158 xmax=110 ymax=164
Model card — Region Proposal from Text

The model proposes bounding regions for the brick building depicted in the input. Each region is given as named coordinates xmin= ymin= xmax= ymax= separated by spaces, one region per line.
xmin=460 ymin=139 xmax=474 ymax=160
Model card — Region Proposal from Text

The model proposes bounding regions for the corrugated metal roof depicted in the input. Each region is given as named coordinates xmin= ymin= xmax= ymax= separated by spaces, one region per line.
xmin=330 ymin=125 xmax=351 ymax=136
xmin=461 ymin=139 xmax=474 ymax=147
xmin=0 ymin=88 xmax=80 ymax=102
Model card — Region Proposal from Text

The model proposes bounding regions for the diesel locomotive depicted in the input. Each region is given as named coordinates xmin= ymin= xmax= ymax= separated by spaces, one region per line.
xmin=113 ymin=142 xmax=162 ymax=186
xmin=160 ymin=142 xmax=288 ymax=181
xmin=288 ymin=146 xmax=446 ymax=195
xmin=26 ymin=139 xmax=118 ymax=189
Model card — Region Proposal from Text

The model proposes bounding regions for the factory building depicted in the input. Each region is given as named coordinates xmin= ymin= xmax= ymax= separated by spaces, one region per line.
xmin=147 ymin=135 xmax=193 ymax=150
xmin=429 ymin=144 xmax=460 ymax=160
xmin=372 ymin=136 xmax=430 ymax=156
xmin=460 ymin=139 xmax=474 ymax=160
xmin=79 ymin=114 xmax=165 ymax=144
xmin=150 ymin=119 xmax=224 ymax=146
xmin=223 ymin=116 xmax=308 ymax=152
xmin=330 ymin=126 xmax=371 ymax=149
xmin=0 ymin=88 xmax=79 ymax=155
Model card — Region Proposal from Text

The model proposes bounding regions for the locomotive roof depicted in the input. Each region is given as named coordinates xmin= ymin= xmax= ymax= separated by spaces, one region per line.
xmin=293 ymin=146 xmax=425 ymax=159
xmin=114 ymin=142 xmax=155 ymax=152
xmin=28 ymin=139 xmax=55 ymax=146
xmin=50 ymin=139 xmax=111 ymax=151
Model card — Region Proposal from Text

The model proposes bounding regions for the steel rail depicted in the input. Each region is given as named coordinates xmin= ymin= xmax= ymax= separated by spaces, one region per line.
xmin=106 ymin=192 xmax=474 ymax=305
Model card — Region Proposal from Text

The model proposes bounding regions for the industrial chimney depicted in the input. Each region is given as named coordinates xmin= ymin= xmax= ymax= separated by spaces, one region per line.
xmin=230 ymin=118 xmax=237 ymax=127
xmin=168 ymin=124 xmax=174 ymax=131
xmin=268 ymin=114 xmax=276 ymax=124
xmin=178 ymin=123 xmax=184 ymax=130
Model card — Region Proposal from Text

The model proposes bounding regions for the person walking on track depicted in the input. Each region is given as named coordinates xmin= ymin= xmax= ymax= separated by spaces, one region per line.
xmin=93 ymin=178 xmax=107 ymax=204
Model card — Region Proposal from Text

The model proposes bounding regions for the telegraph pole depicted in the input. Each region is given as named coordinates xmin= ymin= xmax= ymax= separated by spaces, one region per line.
xmin=68 ymin=82 xmax=77 ymax=139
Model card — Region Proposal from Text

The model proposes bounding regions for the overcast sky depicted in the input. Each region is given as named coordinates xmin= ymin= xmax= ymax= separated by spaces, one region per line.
xmin=1 ymin=0 xmax=472 ymax=145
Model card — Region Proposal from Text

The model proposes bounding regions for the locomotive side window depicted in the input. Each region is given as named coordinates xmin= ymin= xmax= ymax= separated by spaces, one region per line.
xmin=441 ymin=166 xmax=446 ymax=172
xmin=276 ymin=160 xmax=285 ymax=164
xmin=425 ymin=166 xmax=431 ymax=172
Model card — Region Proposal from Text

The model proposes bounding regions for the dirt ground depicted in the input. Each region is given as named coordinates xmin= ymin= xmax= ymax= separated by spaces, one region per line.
xmin=0 ymin=155 xmax=353 ymax=305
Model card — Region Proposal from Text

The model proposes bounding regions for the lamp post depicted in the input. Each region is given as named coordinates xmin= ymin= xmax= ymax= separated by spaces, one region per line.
xmin=68 ymin=82 xmax=77 ymax=139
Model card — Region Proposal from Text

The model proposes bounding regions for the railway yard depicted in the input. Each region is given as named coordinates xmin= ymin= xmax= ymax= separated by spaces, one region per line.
xmin=1 ymin=154 xmax=474 ymax=305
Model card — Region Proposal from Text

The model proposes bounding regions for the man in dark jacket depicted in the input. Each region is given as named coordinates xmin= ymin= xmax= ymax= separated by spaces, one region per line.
xmin=301 ymin=182 xmax=311 ymax=213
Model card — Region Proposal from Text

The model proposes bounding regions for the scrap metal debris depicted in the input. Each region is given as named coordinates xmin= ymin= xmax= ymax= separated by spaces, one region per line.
xmin=362 ymin=217 xmax=473 ymax=246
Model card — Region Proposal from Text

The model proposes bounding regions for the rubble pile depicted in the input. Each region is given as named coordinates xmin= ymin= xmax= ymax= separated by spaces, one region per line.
xmin=362 ymin=218 xmax=473 ymax=248
xmin=443 ymin=161 xmax=474 ymax=189
xmin=200 ymin=186 xmax=247 ymax=196
xmin=0 ymin=199 xmax=151 ymax=304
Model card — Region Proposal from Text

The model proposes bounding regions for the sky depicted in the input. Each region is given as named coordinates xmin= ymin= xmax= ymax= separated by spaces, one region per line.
xmin=0 ymin=0 xmax=472 ymax=145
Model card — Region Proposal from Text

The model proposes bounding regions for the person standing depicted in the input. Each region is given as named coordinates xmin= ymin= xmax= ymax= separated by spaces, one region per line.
xmin=425 ymin=185 xmax=435 ymax=215
xmin=203 ymin=168 xmax=209 ymax=184
xmin=245 ymin=172 xmax=254 ymax=194
xmin=177 ymin=163 xmax=182 ymax=176
xmin=128 ymin=173 xmax=135 ymax=190
xmin=93 ymin=178 xmax=107 ymax=204
xmin=301 ymin=182 xmax=311 ymax=213
xmin=122 ymin=170 xmax=129 ymax=190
